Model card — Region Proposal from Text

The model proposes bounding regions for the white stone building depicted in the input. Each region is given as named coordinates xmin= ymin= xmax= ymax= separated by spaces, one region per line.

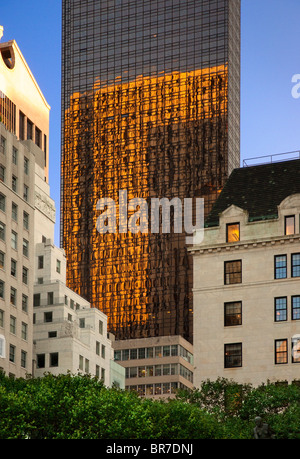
xmin=191 ymin=159 xmax=300 ymax=387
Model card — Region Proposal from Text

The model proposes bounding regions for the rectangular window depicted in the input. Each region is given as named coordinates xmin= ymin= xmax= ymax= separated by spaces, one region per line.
xmin=10 ymin=315 xmax=16 ymax=334
xmin=50 ymin=352 xmax=59 ymax=367
xmin=12 ymin=147 xmax=18 ymax=165
xmin=0 ymin=165 xmax=5 ymax=182
xmin=23 ymin=211 xmax=29 ymax=230
xmin=27 ymin=119 xmax=33 ymax=140
xmin=224 ymin=301 xmax=242 ymax=326
xmin=35 ymin=127 xmax=41 ymax=147
xmin=285 ymin=215 xmax=295 ymax=235
xmin=102 ymin=344 xmax=106 ymax=359
xmin=291 ymin=253 xmax=300 ymax=278
xmin=11 ymin=175 xmax=17 ymax=192
xmin=275 ymin=339 xmax=288 ymax=364
xmin=274 ymin=297 xmax=287 ymax=322
xmin=85 ymin=359 xmax=89 ymax=373
xmin=101 ymin=368 xmax=105 ymax=382
xmin=224 ymin=260 xmax=242 ymax=285
xmin=44 ymin=311 xmax=53 ymax=323
xmin=23 ymin=185 xmax=29 ymax=202
xmin=224 ymin=343 xmax=242 ymax=368
xmin=0 ymin=251 xmax=5 ymax=269
xmin=21 ymin=322 xmax=28 ymax=341
xmin=12 ymin=203 xmax=18 ymax=221
xmin=0 ymin=222 xmax=5 ymax=240
xmin=79 ymin=318 xmax=85 ymax=328
xmin=24 ymin=157 xmax=29 ymax=175
xmin=99 ymin=320 xmax=103 ymax=334
xmin=9 ymin=344 xmax=15 ymax=363
xmin=23 ymin=239 xmax=29 ymax=257
xmin=10 ymin=287 xmax=16 ymax=306
xmin=0 ymin=309 xmax=4 ymax=327
xmin=226 ymin=223 xmax=240 ymax=242
xmin=21 ymin=350 xmax=27 ymax=368
xmin=274 ymin=255 xmax=287 ymax=279
xmin=96 ymin=341 xmax=100 ymax=355
xmin=292 ymin=296 xmax=300 ymax=320
xmin=0 ymin=280 xmax=4 ymax=299
xmin=37 ymin=354 xmax=45 ymax=369
xmin=56 ymin=259 xmax=61 ymax=273
xmin=11 ymin=231 xmax=17 ymax=250
xmin=38 ymin=256 xmax=44 ymax=269
xmin=11 ymin=259 xmax=17 ymax=277
xmin=47 ymin=292 xmax=54 ymax=305
xmin=0 ymin=136 xmax=6 ymax=155
xmin=292 ymin=336 xmax=300 ymax=363
xmin=19 ymin=112 xmax=25 ymax=140
xmin=33 ymin=293 xmax=41 ymax=307
xmin=22 ymin=267 xmax=28 ymax=284
xmin=22 ymin=294 xmax=28 ymax=312
xmin=0 ymin=193 xmax=5 ymax=212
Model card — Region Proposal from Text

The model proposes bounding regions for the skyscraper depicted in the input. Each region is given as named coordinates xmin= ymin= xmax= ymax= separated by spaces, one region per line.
xmin=61 ymin=0 xmax=240 ymax=342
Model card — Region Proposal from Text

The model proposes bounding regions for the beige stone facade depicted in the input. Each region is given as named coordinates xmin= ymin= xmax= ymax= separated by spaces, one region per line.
xmin=113 ymin=335 xmax=194 ymax=398
xmin=191 ymin=193 xmax=300 ymax=387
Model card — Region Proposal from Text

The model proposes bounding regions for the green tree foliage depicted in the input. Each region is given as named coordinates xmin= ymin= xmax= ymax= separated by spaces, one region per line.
xmin=0 ymin=372 xmax=299 ymax=439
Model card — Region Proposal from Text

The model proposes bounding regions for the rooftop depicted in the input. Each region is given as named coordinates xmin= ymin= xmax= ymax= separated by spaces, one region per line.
xmin=205 ymin=157 xmax=300 ymax=228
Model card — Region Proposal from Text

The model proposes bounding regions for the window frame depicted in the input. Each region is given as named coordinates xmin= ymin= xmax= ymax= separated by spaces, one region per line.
xmin=275 ymin=339 xmax=288 ymax=364
xmin=224 ymin=259 xmax=242 ymax=285
xmin=224 ymin=342 xmax=242 ymax=368
xmin=274 ymin=255 xmax=287 ymax=279
xmin=284 ymin=215 xmax=295 ymax=236
xmin=226 ymin=222 xmax=240 ymax=243
xmin=291 ymin=253 xmax=300 ymax=278
xmin=274 ymin=297 xmax=288 ymax=322
xmin=224 ymin=301 xmax=242 ymax=326
xmin=291 ymin=296 xmax=300 ymax=321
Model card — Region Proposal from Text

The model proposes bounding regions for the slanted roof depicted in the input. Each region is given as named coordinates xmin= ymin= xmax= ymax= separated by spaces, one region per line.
xmin=205 ymin=159 xmax=300 ymax=228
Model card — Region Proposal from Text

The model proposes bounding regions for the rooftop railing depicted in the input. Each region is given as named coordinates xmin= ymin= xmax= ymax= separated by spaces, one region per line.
xmin=243 ymin=150 xmax=300 ymax=167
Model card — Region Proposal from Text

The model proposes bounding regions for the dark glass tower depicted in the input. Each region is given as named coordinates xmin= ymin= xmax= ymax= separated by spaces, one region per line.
xmin=61 ymin=0 xmax=240 ymax=343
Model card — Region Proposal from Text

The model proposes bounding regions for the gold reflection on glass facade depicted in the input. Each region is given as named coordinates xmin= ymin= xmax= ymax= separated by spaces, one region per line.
xmin=61 ymin=0 xmax=241 ymax=343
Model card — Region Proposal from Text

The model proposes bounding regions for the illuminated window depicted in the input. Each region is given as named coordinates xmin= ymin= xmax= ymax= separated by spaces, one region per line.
xmin=292 ymin=336 xmax=300 ymax=363
xmin=224 ymin=301 xmax=242 ymax=326
xmin=224 ymin=343 xmax=242 ymax=368
xmin=224 ymin=260 xmax=242 ymax=285
xmin=275 ymin=339 xmax=288 ymax=364
xmin=226 ymin=223 xmax=240 ymax=242
xmin=274 ymin=297 xmax=287 ymax=322
xmin=285 ymin=215 xmax=295 ymax=235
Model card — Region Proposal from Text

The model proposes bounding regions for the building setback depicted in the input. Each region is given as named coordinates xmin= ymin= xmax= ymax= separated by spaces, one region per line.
xmin=191 ymin=159 xmax=300 ymax=386
xmin=61 ymin=0 xmax=241 ymax=343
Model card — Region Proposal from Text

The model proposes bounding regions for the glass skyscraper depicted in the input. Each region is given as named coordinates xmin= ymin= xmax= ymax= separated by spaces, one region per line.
xmin=61 ymin=0 xmax=240 ymax=343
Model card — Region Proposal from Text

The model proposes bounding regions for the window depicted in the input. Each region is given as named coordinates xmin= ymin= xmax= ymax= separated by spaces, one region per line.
xmin=44 ymin=312 xmax=53 ymax=323
xmin=12 ymin=203 xmax=18 ymax=221
xmin=11 ymin=175 xmax=17 ymax=192
xmin=226 ymin=223 xmax=240 ymax=242
xmin=0 ymin=136 xmax=6 ymax=155
xmin=224 ymin=301 xmax=242 ymax=326
xmin=79 ymin=355 xmax=84 ymax=370
xmin=24 ymin=157 xmax=29 ymax=175
xmin=27 ymin=119 xmax=33 ymax=141
xmin=9 ymin=344 xmax=15 ymax=363
xmin=19 ymin=112 xmax=25 ymax=140
xmin=79 ymin=318 xmax=85 ymax=328
xmin=224 ymin=260 xmax=242 ymax=285
xmin=11 ymin=259 xmax=17 ymax=277
xmin=48 ymin=331 xmax=57 ymax=338
xmin=21 ymin=350 xmax=27 ymax=368
xmin=85 ymin=359 xmax=89 ymax=373
xmin=292 ymin=336 xmax=300 ymax=363
xmin=130 ymin=348 xmax=137 ymax=359
xmin=274 ymin=297 xmax=287 ymax=322
xmin=23 ymin=211 xmax=29 ymax=230
xmin=275 ymin=339 xmax=288 ymax=364
xmin=35 ymin=127 xmax=41 ymax=147
xmin=274 ymin=255 xmax=287 ymax=279
xmin=12 ymin=147 xmax=18 ymax=165
xmin=292 ymin=296 xmax=300 ymax=320
xmin=21 ymin=322 xmax=28 ymax=341
xmin=10 ymin=315 xmax=16 ymax=334
xmin=22 ymin=294 xmax=28 ymax=312
xmin=0 ymin=194 xmax=5 ymax=212
xmin=47 ymin=292 xmax=54 ymax=305
xmin=23 ymin=239 xmax=29 ymax=257
xmin=11 ymin=231 xmax=17 ymax=250
xmin=37 ymin=354 xmax=45 ymax=369
xmin=96 ymin=341 xmax=100 ymax=355
xmin=0 ymin=280 xmax=4 ymax=299
xmin=99 ymin=320 xmax=103 ymax=334
xmin=64 ymin=295 xmax=68 ymax=305
xmin=33 ymin=293 xmax=41 ymax=307
xmin=23 ymin=185 xmax=29 ymax=202
xmin=56 ymin=259 xmax=61 ymax=273
xmin=291 ymin=253 xmax=300 ymax=278
xmin=0 ymin=251 xmax=4 ymax=269
xmin=22 ymin=267 xmax=28 ymax=284
xmin=0 ymin=222 xmax=5 ymax=240
xmin=10 ymin=287 xmax=16 ymax=306
xmin=224 ymin=343 xmax=242 ymax=368
xmin=101 ymin=345 xmax=106 ymax=359
xmin=38 ymin=256 xmax=44 ymax=269
xmin=0 ymin=334 xmax=5 ymax=358
xmin=0 ymin=165 xmax=5 ymax=182
xmin=285 ymin=215 xmax=295 ymax=235
xmin=101 ymin=368 xmax=105 ymax=382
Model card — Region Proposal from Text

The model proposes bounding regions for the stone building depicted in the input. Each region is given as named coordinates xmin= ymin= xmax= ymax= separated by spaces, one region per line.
xmin=191 ymin=158 xmax=300 ymax=387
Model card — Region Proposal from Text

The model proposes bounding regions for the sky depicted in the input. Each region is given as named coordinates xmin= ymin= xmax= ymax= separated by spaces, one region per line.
xmin=1 ymin=0 xmax=300 ymax=246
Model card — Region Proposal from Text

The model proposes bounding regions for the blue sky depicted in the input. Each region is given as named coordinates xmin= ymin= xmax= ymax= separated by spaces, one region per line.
xmin=1 ymin=0 xmax=300 ymax=245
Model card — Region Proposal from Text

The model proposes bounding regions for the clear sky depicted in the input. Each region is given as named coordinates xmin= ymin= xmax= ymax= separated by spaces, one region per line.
xmin=1 ymin=0 xmax=300 ymax=245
